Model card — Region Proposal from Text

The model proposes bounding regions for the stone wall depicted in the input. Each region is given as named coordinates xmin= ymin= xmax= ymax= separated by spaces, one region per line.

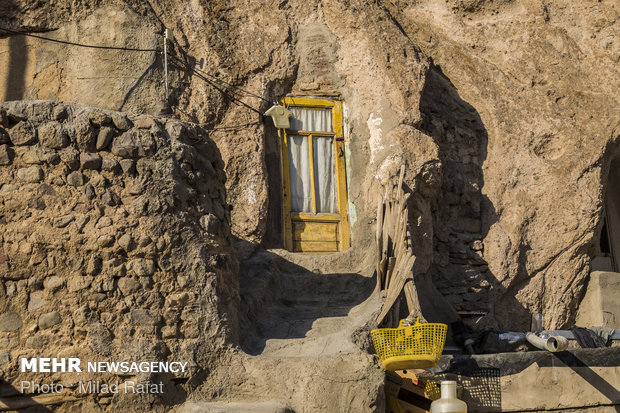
xmin=0 ymin=101 xmax=238 ymax=410
xmin=421 ymin=68 xmax=493 ymax=321
xmin=436 ymin=348 xmax=620 ymax=412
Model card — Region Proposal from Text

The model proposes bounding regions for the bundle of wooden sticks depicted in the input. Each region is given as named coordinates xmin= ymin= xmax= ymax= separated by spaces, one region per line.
xmin=375 ymin=165 xmax=425 ymax=326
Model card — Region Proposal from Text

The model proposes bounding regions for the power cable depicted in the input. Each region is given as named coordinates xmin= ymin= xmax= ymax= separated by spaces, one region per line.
xmin=191 ymin=69 xmax=264 ymax=115
xmin=169 ymin=54 xmax=269 ymax=103
xmin=169 ymin=56 xmax=264 ymax=115
xmin=1 ymin=26 xmax=269 ymax=116
xmin=193 ymin=66 xmax=270 ymax=103
xmin=0 ymin=27 xmax=160 ymax=53
xmin=174 ymin=62 xmax=262 ymax=115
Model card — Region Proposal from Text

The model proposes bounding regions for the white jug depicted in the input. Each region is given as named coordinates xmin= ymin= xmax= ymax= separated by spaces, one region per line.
xmin=430 ymin=380 xmax=467 ymax=413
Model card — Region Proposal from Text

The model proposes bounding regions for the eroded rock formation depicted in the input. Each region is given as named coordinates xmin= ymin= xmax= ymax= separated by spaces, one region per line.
xmin=0 ymin=2 xmax=619 ymax=410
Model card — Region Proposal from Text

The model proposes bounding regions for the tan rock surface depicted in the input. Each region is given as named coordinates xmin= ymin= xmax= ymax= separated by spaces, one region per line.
xmin=1 ymin=0 xmax=619 ymax=411
xmin=4 ymin=0 xmax=609 ymax=329
xmin=395 ymin=0 xmax=619 ymax=329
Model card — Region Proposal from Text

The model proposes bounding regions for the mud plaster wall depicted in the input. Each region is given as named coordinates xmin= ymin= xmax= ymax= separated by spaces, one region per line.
xmin=0 ymin=101 xmax=238 ymax=411
xmin=0 ymin=6 xmax=162 ymax=115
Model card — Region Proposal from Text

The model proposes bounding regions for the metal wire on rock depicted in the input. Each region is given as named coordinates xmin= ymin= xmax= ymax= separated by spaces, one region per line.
xmin=0 ymin=27 xmax=160 ymax=53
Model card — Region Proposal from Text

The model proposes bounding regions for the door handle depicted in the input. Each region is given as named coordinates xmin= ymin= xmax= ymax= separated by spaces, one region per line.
xmin=339 ymin=147 xmax=344 ymax=157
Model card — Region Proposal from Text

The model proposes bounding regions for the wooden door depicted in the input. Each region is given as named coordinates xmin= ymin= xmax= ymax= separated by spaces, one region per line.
xmin=280 ymin=97 xmax=350 ymax=252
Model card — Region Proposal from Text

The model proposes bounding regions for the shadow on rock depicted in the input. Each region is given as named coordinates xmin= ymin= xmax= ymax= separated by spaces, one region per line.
xmin=419 ymin=65 xmax=530 ymax=331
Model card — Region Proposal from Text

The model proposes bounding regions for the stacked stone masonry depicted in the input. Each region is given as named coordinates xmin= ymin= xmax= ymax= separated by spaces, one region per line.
xmin=420 ymin=70 xmax=493 ymax=320
xmin=0 ymin=100 xmax=238 ymax=410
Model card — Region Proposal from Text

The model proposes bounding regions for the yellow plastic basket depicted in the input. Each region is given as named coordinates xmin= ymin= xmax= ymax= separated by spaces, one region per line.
xmin=371 ymin=318 xmax=447 ymax=371
xmin=424 ymin=379 xmax=441 ymax=400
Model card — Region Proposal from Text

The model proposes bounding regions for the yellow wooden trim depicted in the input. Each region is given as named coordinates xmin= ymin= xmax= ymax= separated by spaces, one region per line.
xmin=285 ymin=130 xmax=336 ymax=136
xmin=293 ymin=221 xmax=338 ymax=241
xmin=279 ymin=96 xmax=350 ymax=252
xmin=333 ymin=101 xmax=343 ymax=137
xmin=280 ymin=129 xmax=293 ymax=251
xmin=308 ymin=134 xmax=317 ymax=214
xmin=333 ymin=100 xmax=350 ymax=250
xmin=281 ymin=97 xmax=335 ymax=108
xmin=291 ymin=212 xmax=341 ymax=222
xmin=293 ymin=241 xmax=339 ymax=253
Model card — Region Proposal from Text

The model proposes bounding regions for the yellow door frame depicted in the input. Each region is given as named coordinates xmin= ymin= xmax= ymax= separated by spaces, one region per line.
xmin=279 ymin=97 xmax=350 ymax=252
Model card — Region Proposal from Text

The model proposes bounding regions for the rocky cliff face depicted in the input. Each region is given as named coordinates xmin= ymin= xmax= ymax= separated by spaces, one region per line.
xmin=1 ymin=0 xmax=618 ymax=334
xmin=2 ymin=1 xmax=620 ymax=412
xmin=402 ymin=0 xmax=620 ymax=329
xmin=0 ymin=101 xmax=238 ymax=410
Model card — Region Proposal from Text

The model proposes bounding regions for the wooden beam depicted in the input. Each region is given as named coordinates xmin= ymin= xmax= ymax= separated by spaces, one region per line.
xmin=378 ymin=256 xmax=387 ymax=290
xmin=280 ymin=129 xmax=293 ymax=251
xmin=385 ymin=256 xmax=396 ymax=290
xmin=377 ymin=254 xmax=416 ymax=324
xmin=333 ymin=100 xmax=350 ymax=251
xmin=376 ymin=195 xmax=384 ymax=291
xmin=397 ymin=164 xmax=405 ymax=204
xmin=404 ymin=279 xmax=427 ymax=323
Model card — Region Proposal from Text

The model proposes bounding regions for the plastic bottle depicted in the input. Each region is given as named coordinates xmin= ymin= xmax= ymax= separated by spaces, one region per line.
xmin=430 ymin=381 xmax=467 ymax=413
xmin=531 ymin=313 xmax=544 ymax=332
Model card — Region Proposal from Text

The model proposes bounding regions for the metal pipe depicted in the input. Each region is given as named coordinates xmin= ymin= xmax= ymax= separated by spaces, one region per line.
xmin=525 ymin=332 xmax=569 ymax=352
xmin=499 ymin=330 xmax=620 ymax=341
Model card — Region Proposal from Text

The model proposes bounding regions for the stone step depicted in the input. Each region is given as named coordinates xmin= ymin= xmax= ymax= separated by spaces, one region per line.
xmin=178 ymin=401 xmax=293 ymax=413
xmin=276 ymin=273 xmax=373 ymax=298
xmin=242 ymin=289 xmax=381 ymax=357
xmin=262 ymin=248 xmax=373 ymax=277
xmin=257 ymin=330 xmax=360 ymax=358
xmin=211 ymin=248 xmax=385 ymax=412
xmin=239 ymin=250 xmax=377 ymax=356
xmin=191 ymin=352 xmax=384 ymax=413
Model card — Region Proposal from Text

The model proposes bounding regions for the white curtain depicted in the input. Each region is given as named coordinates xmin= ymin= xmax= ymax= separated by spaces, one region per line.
xmin=289 ymin=107 xmax=333 ymax=132
xmin=313 ymin=136 xmax=337 ymax=213
xmin=288 ymin=135 xmax=311 ymax=212
xmin=288 ymin=108 xmax=337 ymax=214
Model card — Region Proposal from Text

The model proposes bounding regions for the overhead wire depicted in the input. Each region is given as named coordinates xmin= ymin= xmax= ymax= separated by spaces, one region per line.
xmin=186 ymin=67 xmax=263 ymax=115
xmin=169 ymin=54 xmax=270 ymax=106
xmin=0 ymin=27 xmax=160 ymax=53
xmin=169 ymin=55 xmax=264 ymax=115
xmin=190 ymin=64 xmax=270 ymax=103
xmin=1 ymin=26 xmax=271 ymax=117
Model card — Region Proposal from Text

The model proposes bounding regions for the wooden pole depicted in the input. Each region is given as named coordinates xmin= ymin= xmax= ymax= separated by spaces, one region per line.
xmin=374 ymin=165 xmax=428 ymax=325
xmin=376 ymin=195 xmax=384 ymax=291
xmin=404 ymin=279 xmax=427 ymax=323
